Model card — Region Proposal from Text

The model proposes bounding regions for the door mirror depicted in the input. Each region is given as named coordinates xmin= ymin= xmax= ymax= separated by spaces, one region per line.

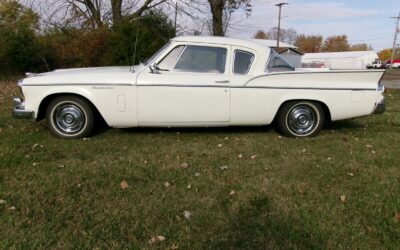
xmin=149 ymin=63 xmax=169 ymax=74
xmin=149 ymin=64 xmax=159 ymax=74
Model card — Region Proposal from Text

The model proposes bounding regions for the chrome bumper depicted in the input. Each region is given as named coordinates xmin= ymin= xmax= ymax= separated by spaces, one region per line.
xmin=373 ymin=99 xmax=385 ymax=114
xmin=12 ymin=97 xmax=34 ymax=119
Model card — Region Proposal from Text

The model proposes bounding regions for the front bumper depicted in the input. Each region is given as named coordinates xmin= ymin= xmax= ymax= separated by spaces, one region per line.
xmin=372 ymin=99 xmax=385 ymax=114
xmin=12 ymin=97 xmax=34 ymax=119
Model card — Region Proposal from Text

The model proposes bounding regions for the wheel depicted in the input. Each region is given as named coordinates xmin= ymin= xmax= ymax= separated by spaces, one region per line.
xmin=46 ymin=96 xmax=94 ymax=138
xmin=276 ymin=101 xmax=325 ymax=137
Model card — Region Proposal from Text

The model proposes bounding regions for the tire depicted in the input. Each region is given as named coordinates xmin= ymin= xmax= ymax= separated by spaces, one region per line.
xmin=46 ymin=96 xmax=95 ymax=139
xmin=276 ymin=101 xmax=325 ymax=138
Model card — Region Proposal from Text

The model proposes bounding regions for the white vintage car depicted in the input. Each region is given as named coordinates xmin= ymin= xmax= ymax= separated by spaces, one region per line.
xmin=13 ymin=36 xmax=385 ymax=138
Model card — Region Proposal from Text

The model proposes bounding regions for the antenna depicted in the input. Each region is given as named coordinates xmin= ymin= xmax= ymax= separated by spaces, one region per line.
xmin=131 ymin=24 xmax=140 ymax=72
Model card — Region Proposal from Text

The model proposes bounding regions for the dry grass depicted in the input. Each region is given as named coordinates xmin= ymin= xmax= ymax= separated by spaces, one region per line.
xmin=1 ymin=80 xmax=400 ymax=249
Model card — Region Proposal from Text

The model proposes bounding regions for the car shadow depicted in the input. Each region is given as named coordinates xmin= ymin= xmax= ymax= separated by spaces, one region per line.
xmin=118 ymin=124 xmax=275 ymax=135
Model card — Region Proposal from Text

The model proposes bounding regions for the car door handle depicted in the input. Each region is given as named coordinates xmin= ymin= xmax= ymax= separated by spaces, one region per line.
xmin=215 ymin=80 xmax=230 ymax=84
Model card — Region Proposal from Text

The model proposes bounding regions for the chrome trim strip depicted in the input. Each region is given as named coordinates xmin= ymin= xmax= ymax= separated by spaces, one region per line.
xmin=137 ymin=84 xmax=376 ymax=91
xmin=246 ymin=70 xmax=386 ymax=86
xmin=24 ymin=83 xmax=132 ymax=87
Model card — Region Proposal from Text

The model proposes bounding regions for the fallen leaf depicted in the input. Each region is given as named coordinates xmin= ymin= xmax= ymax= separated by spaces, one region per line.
xmin=194 ymin=173 xmax=200 ymax=177
xmin=220 ymin=165 xmax=228 ymax=170
xmin=229 ymin=190 xmax=236 ymax=196
xmin=224 ymin=137 xmax=229 ymax=140
xmin=8 ymin=206 xmax=16 ymax=210
xmin=371 ymin=150 xmax=376 ymax=154
xmin=340 ymin=195 xmax=346 ymax=203
xmin=180 ymin=162 xmax=189 ymax=169
xmin=164 ymin=182 xmax=171 ymax=188
xmin=277 ymin=135 xmax=282 ymax=139
xmin=238 ymin=154 xmax=243 ymax=159
xmin=32 ymin=163 xmax=39 ymax=166
xmin=366 ymin=144 xmax=373 ymax=148
xmin=395 ymin=212 xmax=400 ymax=223
xmin=57 ymin=164 xmax=65 ymax=169
xmin=83 ymin=137 xmax=90 ymax=141
xmin=217 ymin=144 xmax=223 ymax=148
xmin=327 ymin=157 xmax=332 ymax=161
xmin=250 ymin=155 xmax=257 ymax=159
xmin=347 ymin=172 xmax=354 ymax=177
xmin=186 ymin=184 xmax=191 ymax=189
xmin=149 ymin=235 xmax=166 ymax=244
xmin=170 ymin=244 xmax=179 ymax=249
xmin=183 ymin=210 xmax=192 ymax=220
xmin=302 ymin=149 xmax=306 ymax=153
xmin=120 ymin=180 xmax=129 ymax=190
xmin=32 ymin=143 xmax=39 ymax=150
xmin=0 ymin=199 xmax=6 ymax=205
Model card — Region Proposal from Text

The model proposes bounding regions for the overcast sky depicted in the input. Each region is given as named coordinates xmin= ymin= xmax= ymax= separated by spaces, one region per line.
xmin=220 ymin=0 xmax=399 ymax=51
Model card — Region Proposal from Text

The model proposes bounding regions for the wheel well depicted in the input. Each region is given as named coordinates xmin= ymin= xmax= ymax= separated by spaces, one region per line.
xmin=273 ymin=99 xmax=332 ymax=123
xmin=37 ymin=93 xmax=104 ymax=122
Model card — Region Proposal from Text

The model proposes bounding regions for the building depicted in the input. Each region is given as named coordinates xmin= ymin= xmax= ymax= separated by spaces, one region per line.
xmin=250 ymin=39 xmax=303 ymax=68
xmin=302 ymin=51 xmax=379 ymax=70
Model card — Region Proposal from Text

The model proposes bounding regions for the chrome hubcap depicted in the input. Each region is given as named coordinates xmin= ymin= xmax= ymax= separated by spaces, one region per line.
xmin=287 ymin=105 xmax=317 ymax=135
xmin=54 ymin=104 xmax=85 ymax=134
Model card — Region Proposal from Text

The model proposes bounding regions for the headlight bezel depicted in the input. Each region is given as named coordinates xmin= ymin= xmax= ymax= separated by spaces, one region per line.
xmin=17 ymin=79 xmax=24 ymax=100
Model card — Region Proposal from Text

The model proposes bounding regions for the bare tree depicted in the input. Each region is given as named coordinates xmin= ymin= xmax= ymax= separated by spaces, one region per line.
xmin=207 ymin=0 xmax=251 ymax=36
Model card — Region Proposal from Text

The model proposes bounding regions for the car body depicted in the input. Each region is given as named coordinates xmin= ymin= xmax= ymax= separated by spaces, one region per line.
xmin=367 ymin=60 xmax=385 ymax=69
xmin=13 ymin=36 xmax=386 ymax=138
xmin=384 ymin=59 xmax=400 ymax=69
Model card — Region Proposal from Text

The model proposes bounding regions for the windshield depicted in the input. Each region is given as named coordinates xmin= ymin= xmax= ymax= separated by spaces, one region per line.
xmin=143 ymin=41 xmax=171 ymax=66
xmin=265 ymin=50 xmax=295 ymax=72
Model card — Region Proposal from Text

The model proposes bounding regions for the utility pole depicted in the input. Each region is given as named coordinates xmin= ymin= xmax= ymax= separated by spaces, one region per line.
xmin=275 ymin=2 xmax=288 ymax=48
xmin=174 ymin=2 xmax=178 ymax=35
xmin=390 ymin=11 xmax=400 ymax=69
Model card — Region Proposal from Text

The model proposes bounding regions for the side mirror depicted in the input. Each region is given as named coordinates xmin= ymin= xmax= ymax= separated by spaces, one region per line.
xmin=149 ymin=64 xmax=159 ymax=74
xmin=149 ymin=63 xmax=169 ymax=74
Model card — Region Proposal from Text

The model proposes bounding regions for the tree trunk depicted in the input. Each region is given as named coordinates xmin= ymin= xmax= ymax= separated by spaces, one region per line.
xmin=83 ymin=0 xmax=103 ymax=28
xmin=208 ymin=0 xmax=225 ymax=36
xmin=111 ymin=0 xmax=123 ymax=25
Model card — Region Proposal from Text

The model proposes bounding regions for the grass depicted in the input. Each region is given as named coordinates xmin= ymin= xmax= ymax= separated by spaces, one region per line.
xmin=1 ymin=79 xmax=400 ymax=249
xmin=382 ymin=69 xmax=400 ymax=81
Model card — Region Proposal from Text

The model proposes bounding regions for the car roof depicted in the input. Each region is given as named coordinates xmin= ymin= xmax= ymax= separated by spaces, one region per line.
xmin=171 ymin=36 xmax=269 ymax=53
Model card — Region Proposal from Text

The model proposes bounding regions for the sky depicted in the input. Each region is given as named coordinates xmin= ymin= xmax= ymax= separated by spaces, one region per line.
xmin=222 ymin=0 xmax=400 ymax=51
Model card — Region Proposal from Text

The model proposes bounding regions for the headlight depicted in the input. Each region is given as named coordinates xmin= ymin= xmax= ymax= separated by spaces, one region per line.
xmin=17 ymin=79 xmax=24 ymax=99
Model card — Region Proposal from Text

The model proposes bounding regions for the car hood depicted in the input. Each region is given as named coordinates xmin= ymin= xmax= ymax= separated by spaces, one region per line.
xmin=22 ymin=66 xmax=143 ymax=85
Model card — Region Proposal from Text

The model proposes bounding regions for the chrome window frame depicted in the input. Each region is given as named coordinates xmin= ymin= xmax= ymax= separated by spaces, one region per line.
xmin=233 ymin=50 xmax=255 ymax=75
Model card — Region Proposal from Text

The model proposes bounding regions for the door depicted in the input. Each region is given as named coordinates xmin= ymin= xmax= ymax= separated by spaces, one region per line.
xmin=137 ymin=44 xmax=231 ymax=124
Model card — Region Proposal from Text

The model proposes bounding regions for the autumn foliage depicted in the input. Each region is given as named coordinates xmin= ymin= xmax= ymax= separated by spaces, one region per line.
xmin=0 ymin=0 xmax=175 ymax=75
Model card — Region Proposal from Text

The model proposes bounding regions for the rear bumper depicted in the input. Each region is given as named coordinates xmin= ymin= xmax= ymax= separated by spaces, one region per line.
xmin=372 ymin=99 xmax=385 ymax=114
xmin=12 ymin=97 xmax=34 ymax=119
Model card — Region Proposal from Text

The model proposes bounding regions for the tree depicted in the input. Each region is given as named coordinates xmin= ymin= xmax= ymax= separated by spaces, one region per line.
xmin=37 ymin=0 xmax=171 ymax=29
xmin=294 ymin=34 xmax=323 ymax=53
xmin=0 ymin=0 xmax=43 ymax=74
xmin=350 ymin=43 xmax=369 ymax=51
xmin=322 ymin=35 xmax=350 ymax=52
xmin=267 ymin=27 xmax=297 ymax=45
xmin=378 ymin=48 xmax=393 ymax=61
xmin=207 ymin=0 xmax=251 ymax=36
xmin=254 ymin=30 xmax=267 ymax=39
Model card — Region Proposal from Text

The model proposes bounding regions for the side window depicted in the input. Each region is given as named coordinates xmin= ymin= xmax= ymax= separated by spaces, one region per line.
xmin=174 ymin=46 xmax=227 ymax=73
xmin=157 ymin=45 xmax=185 ymax=71
xmin=265 ymin=50 xmax=295 ymax=72
xmin=234 ymin=50 xmax=255 ymax=74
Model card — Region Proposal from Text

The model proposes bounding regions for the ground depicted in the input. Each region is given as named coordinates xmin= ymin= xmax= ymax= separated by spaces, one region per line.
xmin=1 ymin=73 xmax=400 ymax=249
